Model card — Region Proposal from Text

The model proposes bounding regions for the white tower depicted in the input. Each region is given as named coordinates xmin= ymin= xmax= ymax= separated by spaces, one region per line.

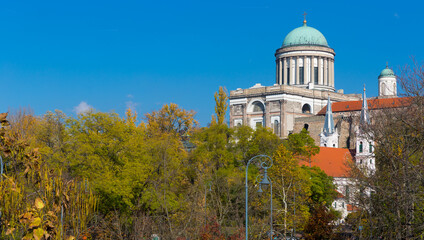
xmin=355 ymin=86 xmax=375 ymax=171
xmin=320 ymin=96 xmax=339 ymax=147
xmin=378 ymin=64 xmax=397 ymax=97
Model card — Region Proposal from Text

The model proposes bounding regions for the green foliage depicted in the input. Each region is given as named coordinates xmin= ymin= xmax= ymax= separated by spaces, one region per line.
xmin=270 ymin=144 xmax=312 ymax=235
xmin=284 ymin=129 xmax=319 ymax=159
xmin=0 ymin=112 xmax=96 ymax=240
xmin=300 ymin=166 xmax=336 ymax=206
xmin=1 ymin=97 xmax=339 ymax=239
xmin=65 ymin=111 xmax=152 ymax=213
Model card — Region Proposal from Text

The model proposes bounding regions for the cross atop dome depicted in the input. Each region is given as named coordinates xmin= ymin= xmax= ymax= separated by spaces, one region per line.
xmin=303 ymin=12 xmax=307 ymax=25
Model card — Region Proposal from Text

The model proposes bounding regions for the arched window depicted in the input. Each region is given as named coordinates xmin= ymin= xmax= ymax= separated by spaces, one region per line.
xmin=237 ymin=123 xmax=242 ymax=127
xmin=302 ymin=104 xmax=311 ymax=113
xmin=303 ymin=123 xmax=309 ymax=131
xmin=359 ymin=141 xmax=363 ymax=153
xmin=252 ymin=101 xmax=264 ymax=112
xmin=369 ymin=142 xmax=373 ymax=153
xmin=370 ymin=159 xmax=373 ymax=165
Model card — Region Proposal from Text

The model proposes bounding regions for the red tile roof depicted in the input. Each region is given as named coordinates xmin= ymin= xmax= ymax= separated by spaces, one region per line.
xmin=299 ymin=147 xmax=353 ymax=178
xmin=347 ymin=204 xmax=359 ymax=212
xmin=317 ymin=97 xmax=412 ymax=115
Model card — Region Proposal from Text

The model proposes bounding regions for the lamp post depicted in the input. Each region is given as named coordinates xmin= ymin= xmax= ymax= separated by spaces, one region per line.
xmin=245 ymin=155 xmax=273 ymax=240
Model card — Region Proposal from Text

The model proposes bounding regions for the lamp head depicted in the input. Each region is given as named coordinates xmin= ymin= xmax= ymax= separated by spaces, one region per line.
xmin=259 ymin=170 xmax=271 ymax=190
xmin=257 ymin=184 xmax=263 ymax=193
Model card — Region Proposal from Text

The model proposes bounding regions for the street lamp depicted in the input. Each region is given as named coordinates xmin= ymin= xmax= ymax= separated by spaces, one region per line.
xmin=245 ymin=155 xmax=273 ymax=240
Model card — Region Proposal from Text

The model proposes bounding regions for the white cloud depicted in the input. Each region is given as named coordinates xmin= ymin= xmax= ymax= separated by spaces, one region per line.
xmin=125 ymin=100 xmax=138 ymax=111
xmin=74 ymin=101 xmax=93 ymax=114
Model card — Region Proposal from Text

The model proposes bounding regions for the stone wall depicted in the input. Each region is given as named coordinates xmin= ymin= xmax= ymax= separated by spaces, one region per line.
xmin=294 ymin=115 xmax=356 ymax=149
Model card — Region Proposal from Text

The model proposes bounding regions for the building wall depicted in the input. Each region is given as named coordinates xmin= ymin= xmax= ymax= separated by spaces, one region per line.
xmin=294 ymin=115 xmax=355 ymax=149
xmin=229 ymin=84 xmax=360 ymax=138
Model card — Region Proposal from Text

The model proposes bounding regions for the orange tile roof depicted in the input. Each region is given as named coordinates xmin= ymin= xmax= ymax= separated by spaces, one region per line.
xmin=317 ymin=97 xmax=412 ymax=115
xmin=299 ymin=147 xmax=353 ymax=178
xmin=347 ymin=204 xmax=359 ymax=212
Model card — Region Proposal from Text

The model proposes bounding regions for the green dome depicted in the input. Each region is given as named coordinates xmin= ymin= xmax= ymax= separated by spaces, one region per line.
xmin=282 ymin=23 xmax=329 ymax=48
xmin=379 ymin=67 xmax=395 ymax=78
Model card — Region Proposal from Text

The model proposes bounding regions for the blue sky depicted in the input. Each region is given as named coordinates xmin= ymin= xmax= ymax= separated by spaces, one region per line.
xmin=0 ymin=0 xmax=423 ymax=126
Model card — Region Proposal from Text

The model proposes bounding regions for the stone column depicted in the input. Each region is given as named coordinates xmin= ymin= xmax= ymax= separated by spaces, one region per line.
xmin=318 ymin=57 xmax=323 ymax=85
xmin=275 ymin=60 xmax=279 ymax=84
xmin=324 ymin=58 xmax=328 ymax=86
xmin=280 ymin=100 xmax=286 ymax=137
xmin=265 ymin=101 xmax=271 ymax=128
xmin=303 ymin=56 xmax=307 ymax=84
xmin=312 ymin=57 xmax=315 ymax=84
xmin=283 ymin=57 xmax=287 ymax=85
xmin=296 ymin=57 xmax=300 ymax=85
xmin=242 ymin=103 xmax=248 ymax=127
xmin=279 ymin=59 xmax=283 ymax=85
xmin=229 ymin=105 xmax=234 ymax=127
xmin=332 ymin=59 xmax=335 ymax=87
xmin=330 ymin=59 xmax=334 ymax=87
xmin=291 ymin=58 xmax=295 ymax=85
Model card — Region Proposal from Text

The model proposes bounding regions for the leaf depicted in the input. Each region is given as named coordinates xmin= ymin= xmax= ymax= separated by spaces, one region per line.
xmin=33 ymin=228 xmax=44 ymax=240
xmin=0 ymin=112 xmax=8 ymax=121
xmin=20 ymin=212 xmax=33 ymax=224
xmin=29 ymin=217 xmax=42 ymax=228
xmin=35 ymin=197 xmax=45 ymax=209
xmin=5 ymin=227 xmax=15 ymax=235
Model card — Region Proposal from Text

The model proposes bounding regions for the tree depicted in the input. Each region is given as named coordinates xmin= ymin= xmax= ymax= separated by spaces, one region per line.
xmin=145 ymin=103 xmax=197 ymax=137
xmin=303 ymin=203 xmax=336 ymax=240
xmin=349 ymin=61 xmax=424 ymax=239
xmin=284 ymin=128 xmax=319 ymax=160
xmin=0 ymin=112 xmax=96 ymax=240
xmin=213 ymin=87 xmax=228 ymax=125
xmin=270 ymin=144 xmax=312 ymax=237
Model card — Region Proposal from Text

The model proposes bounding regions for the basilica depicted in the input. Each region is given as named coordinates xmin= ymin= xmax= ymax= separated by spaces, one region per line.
xmin=229 ymin=18 xmax=398 ymax=142
xmin=229 ymin=18 xmax=409 ymax=220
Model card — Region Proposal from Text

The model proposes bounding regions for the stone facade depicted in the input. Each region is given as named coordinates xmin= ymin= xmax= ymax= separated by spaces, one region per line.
xmin=229 ymin=84 xmax=360 ymax=138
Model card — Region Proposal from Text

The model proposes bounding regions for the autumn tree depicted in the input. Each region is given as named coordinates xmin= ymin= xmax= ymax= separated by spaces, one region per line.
xmin=349 ymin=61 xmax=424 ymax=239
xmin=212 ymin=86 xmax=228 ymax=125
xmin=0 ymin=112 xmax=96 ymax=240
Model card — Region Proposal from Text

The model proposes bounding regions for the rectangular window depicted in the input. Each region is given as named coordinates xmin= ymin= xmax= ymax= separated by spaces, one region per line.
xmin=299 ymin=67 xmax=304 ymax=84
xmin=314 ymin=67 xmax=318 ymax=84
xmin=287 ymin=68 xmax=290 ymax=85
xmin=281 ymin=68 xmax=284 ymax=84
xmin=345 ymin=186 xmax=350 ymax=200
xmin=256 ymin=122 xmax=263 ymax=128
